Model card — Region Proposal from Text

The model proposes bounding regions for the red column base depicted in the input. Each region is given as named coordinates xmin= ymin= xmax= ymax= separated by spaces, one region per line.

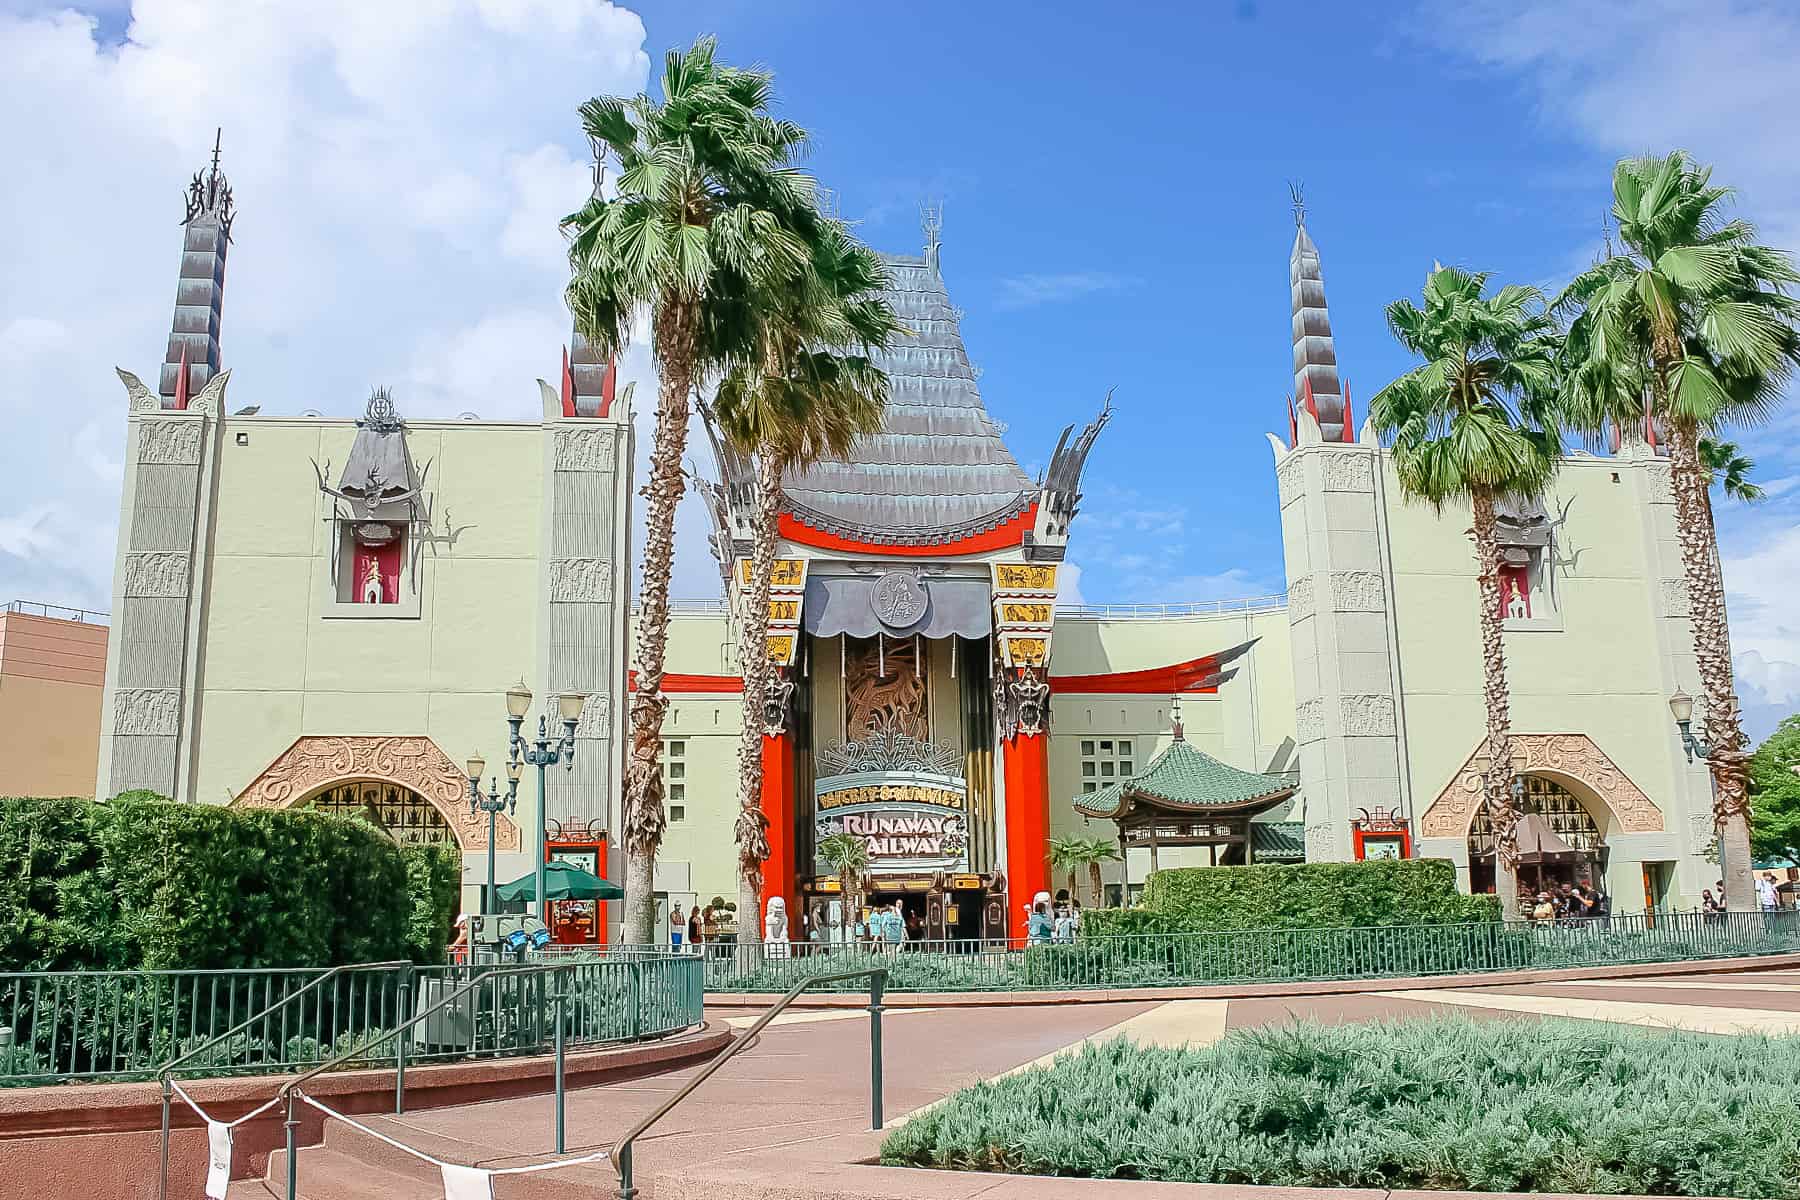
xmin=1002 ymin=730 xmax=1051 ymax=942
xmin=757 ymin=731 xmax=798 ymax=933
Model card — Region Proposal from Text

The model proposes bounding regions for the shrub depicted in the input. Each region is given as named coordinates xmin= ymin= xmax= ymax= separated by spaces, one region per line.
xmin=402 ymin=843 xmax=463 ymax=965
xmin=0 ymin=794 xmax=425 ymax=971
xmin=1127 ymin=858 xmax=1499 ymax=933
xmin=881 ymin=1016 xmax=1800 ymax=1196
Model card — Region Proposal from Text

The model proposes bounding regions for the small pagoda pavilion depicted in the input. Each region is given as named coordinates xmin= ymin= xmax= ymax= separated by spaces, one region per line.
xmin=1074 ymin=699 xmax=1299 ymax=885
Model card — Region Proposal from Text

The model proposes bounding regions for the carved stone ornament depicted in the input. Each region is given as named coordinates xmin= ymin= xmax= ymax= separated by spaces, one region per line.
xmin=123 ymin=552 xmax=191 ymax=598
xmin=1295 ymin=698 xmax=1324 ymax=743
xmin=1660 ymin=577 xmax=1691 ymax=619
xmin=1419 ymin=732 xmax=1664 ymax=838
xmin=1340 ymin=694 xmax=1396 ymax=736
xmin=138 ymin=419 xmax=205 ymax=465
xmin=997 ymin=667 xmax=1050 ymax=740
xmin=573 ymin=692 xmax=612 ymax=739
xmin=761 ymin=670 xmax=797 ymax=736
xmin=549 ymin=557 xmax=614 ymax=602
xmin=234 ymin=735 xmax=520 ymax=851
xmin=816 ymin=716 xmax=962 ymax=777
xmin=116 ymin=367 xmax=162 ymax=413
xmin=1287 ymin=575 xmax=1314 ymax=621
xmin=186 ymin=368 xmax=231 ymax=417
xmin=1322 ymin=452 xmax=1374 ymax=492
xmin=114 ymin=688 xmax=181 ymax=736
xmin=1304 ymin=821 xmax=1336 ymax=861
xmin=871 ymin=571 xmax=928 ymax=630
xmin=554 ymin=427 xmax=617 ymax=472
xmin=1645 ymin=463 xmax=1674 ymax=505
xmin=1331 ymin=571 xmax=1387 ymax=612
xmin=1275 ymin=455 xmax=1304 ymax=509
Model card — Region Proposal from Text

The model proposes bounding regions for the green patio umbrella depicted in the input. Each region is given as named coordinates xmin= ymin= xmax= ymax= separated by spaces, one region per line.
xmin=495 ymin=860 xmax=624 ymax=902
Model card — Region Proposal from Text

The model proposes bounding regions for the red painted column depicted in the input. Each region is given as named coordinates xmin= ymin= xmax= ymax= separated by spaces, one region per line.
xmin=1002 ymin=730 xmax=1051 ymax=941
xmin=757 ymin=730 xmax=798 ymax=927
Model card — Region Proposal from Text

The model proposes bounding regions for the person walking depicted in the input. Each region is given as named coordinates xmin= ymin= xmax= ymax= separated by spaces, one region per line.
xmin=1530 ymin=892 xmax=1556 ymax=925
xmin=687 ymin=906 xmax=704 ymax=954
xmin=1028 ymin=900 xmax=1055 ymax=944
xmin=669 ymin=905 xmax=685 ymax=950
xmin=881 ymin=902 xmax=906 ymax=952
xmin=1701 ymin=889 xmax=1724 ymax=924
xmin=1759 ymin=872 xmax=1781 ymax=913
xmin=1053 ymin=904 xmax=1076 ymax=943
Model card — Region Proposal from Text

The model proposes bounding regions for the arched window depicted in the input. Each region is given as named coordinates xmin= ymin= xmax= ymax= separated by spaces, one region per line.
xmin=308 ymin=781 xmax=457 ymax=847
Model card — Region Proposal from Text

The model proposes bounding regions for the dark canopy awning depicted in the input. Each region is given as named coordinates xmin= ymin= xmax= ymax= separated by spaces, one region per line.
xmin=803 ymin=574 xmax=992 ymax=640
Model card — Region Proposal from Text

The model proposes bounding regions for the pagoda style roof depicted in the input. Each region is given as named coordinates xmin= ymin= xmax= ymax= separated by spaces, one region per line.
xmin=780 ymin=231 xmax=1036 ymax=550
xmin=1074 ymin=733 xmax=1297 ymax=820
xmin=1250 ymin=820 xmax=1305 ymax=862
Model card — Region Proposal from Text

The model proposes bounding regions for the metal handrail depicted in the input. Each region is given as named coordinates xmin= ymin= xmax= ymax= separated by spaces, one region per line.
xmin=157 ymin=959 xmax=411 ymax=1200
xmin=611 ymin=965 xmax=889 ymax=1200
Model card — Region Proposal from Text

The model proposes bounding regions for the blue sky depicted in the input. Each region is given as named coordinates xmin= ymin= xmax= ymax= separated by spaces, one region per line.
xmin=1 ymin=0 xmax=1796 ymax=736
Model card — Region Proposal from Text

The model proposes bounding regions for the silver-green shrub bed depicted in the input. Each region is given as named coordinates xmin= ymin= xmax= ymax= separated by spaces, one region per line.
xmin=880 ymin=1016 xmax=1800 ymax=1197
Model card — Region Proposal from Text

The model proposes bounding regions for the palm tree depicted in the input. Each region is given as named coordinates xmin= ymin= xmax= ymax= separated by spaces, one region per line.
xmin=565 ymin=37 xmax=823 ymax=943
xmin=715 ymin=221 xmax=901 ymax=931
xmin=1699 ymin=437 xmax=1765 ymax=504
xmin=1048 ymin=835 xmax=1122 ymax=907
xmin=1370 ymin=267 xmax=1563 ymax=920
xmin=816 ymin=831 xmax=869 ymax=936
xmin=1558 ymin=152 xmax=1800 ymax=912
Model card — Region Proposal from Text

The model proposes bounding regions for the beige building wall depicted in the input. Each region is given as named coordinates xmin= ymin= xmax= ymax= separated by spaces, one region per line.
xmin=0 ymin=609 xmax=108 ymax=797
xmin=1386 ymin=446 xmax=1708 ymax=905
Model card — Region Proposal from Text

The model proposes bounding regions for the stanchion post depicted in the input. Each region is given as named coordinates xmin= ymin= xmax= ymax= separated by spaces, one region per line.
xmin=157 ymin=1077 xmax=171 ymax=1200
xmin=617 ymin=1140 xmax=635 ymax=1200
xmin=284 ymin=1092 xmax=299 ymax=1200
xmin=553 ymin=969 xmax=568 ymax=1154
xmin=868 ymin=971 xmax=885 ymax=1130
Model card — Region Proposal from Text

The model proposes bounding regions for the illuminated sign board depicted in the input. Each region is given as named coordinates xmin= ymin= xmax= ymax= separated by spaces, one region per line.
xmin=814 ymin=769 xmax=968 ymax=873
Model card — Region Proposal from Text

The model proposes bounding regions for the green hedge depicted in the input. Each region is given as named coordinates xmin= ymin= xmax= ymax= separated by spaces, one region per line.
xmin=403 ymin=844 xmax=463 ymax=965
xmin=1082 ymin=858 xmax=1498 ymax=938
xmin=0 ymin=795 xmax=461 ymax=971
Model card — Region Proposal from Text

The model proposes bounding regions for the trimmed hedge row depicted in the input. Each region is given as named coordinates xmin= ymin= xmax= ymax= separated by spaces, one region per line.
xmin=0 ymin=794 xmax=460 ymax=971
xmin=1081 ymin=858 xmax=1498 ymax=938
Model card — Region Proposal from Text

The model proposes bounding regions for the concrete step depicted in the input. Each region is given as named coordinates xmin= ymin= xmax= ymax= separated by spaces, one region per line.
xmin=261 ymin=1117 xmax=619 ymax=1200
xmin=251 ymin=1146 xmax=440 ymax=1199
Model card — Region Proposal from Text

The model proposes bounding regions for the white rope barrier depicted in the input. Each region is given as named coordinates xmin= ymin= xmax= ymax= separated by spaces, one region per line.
xmin=168 ymin=1080 xmax=286 ymax=1200
xmin=297 ymin=1092 xmax=615 ymax=1200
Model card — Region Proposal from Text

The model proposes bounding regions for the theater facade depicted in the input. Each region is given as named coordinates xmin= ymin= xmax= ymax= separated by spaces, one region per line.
xmin=97 ymin=152 xmax=1723 ymax=940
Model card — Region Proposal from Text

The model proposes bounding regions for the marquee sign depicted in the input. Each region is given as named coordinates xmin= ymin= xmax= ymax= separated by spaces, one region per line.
xmin=814 ymin=768 xmax=969 ymax=873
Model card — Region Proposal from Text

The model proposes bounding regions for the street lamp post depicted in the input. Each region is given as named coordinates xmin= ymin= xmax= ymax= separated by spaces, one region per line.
xmin=466 ymin=753 xmax=522 ymax=932
xmin=1669 ymin=687 xmax=1730 ymax=897
xmin=504 ymin=681 xmax=586 ymax=921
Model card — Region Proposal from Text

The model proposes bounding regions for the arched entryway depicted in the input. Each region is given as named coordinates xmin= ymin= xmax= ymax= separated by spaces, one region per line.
xmin=1467 ymin=773 xmax=1607 ymax=895
xmin=233 ymin=735 xmax=519 ymax=852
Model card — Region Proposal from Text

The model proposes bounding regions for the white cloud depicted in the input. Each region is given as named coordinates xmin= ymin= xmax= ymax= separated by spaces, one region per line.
xmin=0 ymin=1 xmax=651 ymax=611
xmin=1424 ymin=0 xmax=1800 ymax=737
xmin=995 ymin=272 xmax=1137 ymax=311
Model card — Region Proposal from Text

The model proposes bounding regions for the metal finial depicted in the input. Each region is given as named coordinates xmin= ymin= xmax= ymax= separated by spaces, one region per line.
xmin=211 ymin=127 xmax=222 ymax=173
xmin=1170 ymin=693 xmax=1185 ymax=741
xmin=586 ymin=134 xmax=605 ymax=201
xmin=921 ymin=200 xmax=942 ymax=250
xmin=1288 ymin=181 xmax=1306 ymax=227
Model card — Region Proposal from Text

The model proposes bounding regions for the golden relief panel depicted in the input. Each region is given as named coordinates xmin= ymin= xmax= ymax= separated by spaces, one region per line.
xmin=1006 ymin=637 xmax=1049 ymax=667
xmin=1000 ymin=602 xmax=1053 ymax=624
xmin=766 ymin=634 xmax=797 ymax=665
xmin=737 ymin=558 xmax=807 ymax=588
xmin=768 ymin=599 xmax=800 ymax=622
xmin=993 ymin=563 xmax=1056 ymax=591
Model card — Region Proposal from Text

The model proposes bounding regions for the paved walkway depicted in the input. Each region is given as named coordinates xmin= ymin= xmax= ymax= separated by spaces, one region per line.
xmin=237 ymin=967 xmax=1800 ymax=1197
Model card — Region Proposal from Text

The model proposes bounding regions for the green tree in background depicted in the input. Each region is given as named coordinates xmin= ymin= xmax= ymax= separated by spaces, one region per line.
xmin=1750 ymin=716 xmax=1800 ymax=865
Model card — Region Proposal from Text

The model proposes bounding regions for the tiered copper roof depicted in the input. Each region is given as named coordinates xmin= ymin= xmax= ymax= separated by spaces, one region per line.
xmin=781 ymin=222 xmax=1037 ymax=549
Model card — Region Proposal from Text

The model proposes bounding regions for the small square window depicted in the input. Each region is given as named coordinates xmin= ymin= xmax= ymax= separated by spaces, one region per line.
xmin=670 ymin=805 xmax=686 ymax=822
xmin=1099 ymin=740 xmax=1113 ymax=753
xmin=1082 ymin=782 xmax=1097 ymax=794
xmin=669 ymin=783 xmax=685 ymax=802
xmin=668 ymin=740 xmax=685 ymax=757
xmin=1080 ymin=740 xmax=1095 ymax=756
xmin=1081 ymin=762 xmax=1095 ymax=777
xmin=1100 ymin=762 xmax=1115 ymax=778
xmin=1119 ymin=760 xmax=1133 ymax=775
xmin=1118 ymin=740 xmax=1133 ymax=755
xmin=669 ymin=763 xmax=685 ymax=780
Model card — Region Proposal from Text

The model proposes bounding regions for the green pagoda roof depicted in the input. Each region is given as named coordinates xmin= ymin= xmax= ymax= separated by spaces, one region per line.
xmin=1250 ymin=820 xmax=1305 ymax=862
xmin=1072 ymin=732 xmax=1297 ymax=820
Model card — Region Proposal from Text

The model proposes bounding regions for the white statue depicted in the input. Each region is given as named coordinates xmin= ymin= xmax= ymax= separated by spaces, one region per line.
xmin=1504 ymin=579 xmax=1529 ymax=620
xmin=763 ymin=895 xmax=790 ymax=959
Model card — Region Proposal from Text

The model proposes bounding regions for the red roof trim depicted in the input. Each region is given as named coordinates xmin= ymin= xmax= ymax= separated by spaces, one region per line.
xmin=560 ymin=346 xmax=575 ymax=417
xmin=1051 ymin=653 xmax=1227 ymax=696
xmin=778 ymin=504 xmax=1035 ymax=556
xmin=627 ymin=670 xmax=744 ymax=695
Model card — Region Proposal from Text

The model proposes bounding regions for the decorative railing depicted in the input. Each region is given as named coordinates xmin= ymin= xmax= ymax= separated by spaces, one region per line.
xmin=1 ymin=951 xmax=703 ymax=1086
xmin=1057 ymin=595 xmax=1288 ymax=619
xmin=3 ymin=599 xmax=110 ymax=625
xmin=702 ymin=909 xmax=1800 ymax=994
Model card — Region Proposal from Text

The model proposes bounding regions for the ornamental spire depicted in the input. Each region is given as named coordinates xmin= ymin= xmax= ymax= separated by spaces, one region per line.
xmin=564 ymin=137 xmax=619 ymax=418
xmin=1287 ymin=184 xmax=1352 ymax=444
xmin=160 ymin=128 xmax=233 ymax=408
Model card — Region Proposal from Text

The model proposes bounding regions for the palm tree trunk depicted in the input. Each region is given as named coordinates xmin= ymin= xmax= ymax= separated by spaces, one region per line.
xmin=1667 ymin=417 xmax=1756 ymax=911
xmin=1088 ymin=860 xmax=1103 ymax=908
xmin=1471 ymin=488 xmax=1522 ymax=920
xmin=622 ymin=302 xmax=698 ymax=945
xmin=734 ymin=447 xmax=783 ymax=939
